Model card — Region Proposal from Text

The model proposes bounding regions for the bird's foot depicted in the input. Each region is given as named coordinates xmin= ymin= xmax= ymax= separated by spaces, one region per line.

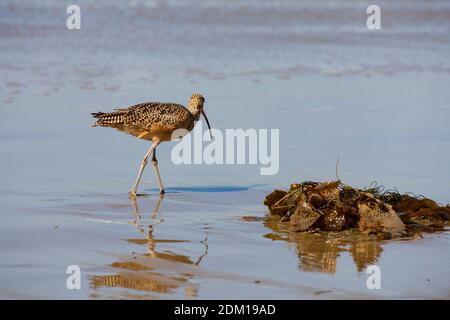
xmin=129 ymin=190 xmax=137 ymax=199
xmin=129 ymin=190 xmax=151 ymax=198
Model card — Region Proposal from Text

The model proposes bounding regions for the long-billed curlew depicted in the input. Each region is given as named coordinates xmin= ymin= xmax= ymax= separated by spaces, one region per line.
xmin=91 ymin=93 xmax=211 ymax=197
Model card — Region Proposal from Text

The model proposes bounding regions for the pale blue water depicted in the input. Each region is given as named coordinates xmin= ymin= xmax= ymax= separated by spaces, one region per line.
xmin=0 ymin=0 xmax=449 ymax=299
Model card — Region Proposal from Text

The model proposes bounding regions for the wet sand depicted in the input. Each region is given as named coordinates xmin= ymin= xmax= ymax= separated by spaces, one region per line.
xmin=1 ymin=188 xmax=449 ymax=299
xmin=1 ymin=0 xmax=450 ymax=299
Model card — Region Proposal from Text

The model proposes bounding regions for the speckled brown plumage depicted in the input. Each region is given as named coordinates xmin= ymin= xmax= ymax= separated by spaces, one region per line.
xmin=92 ymin=102 xmax=196 ymax=141
xmin=91 ymin=93 xmax=211 ymax=197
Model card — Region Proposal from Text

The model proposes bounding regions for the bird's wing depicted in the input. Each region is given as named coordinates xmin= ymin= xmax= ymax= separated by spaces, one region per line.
xmin=92 ymin=102 xmax=190 ymax=132
xmin=125 ymin=102 xmax=191 ymax=130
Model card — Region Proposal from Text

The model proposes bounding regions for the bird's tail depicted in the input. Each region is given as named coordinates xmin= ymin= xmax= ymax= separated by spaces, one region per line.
xmin=91 ymin=110 xmax=130 ymax=127
xmin=90 ymin=112 xmax=105 ymax=127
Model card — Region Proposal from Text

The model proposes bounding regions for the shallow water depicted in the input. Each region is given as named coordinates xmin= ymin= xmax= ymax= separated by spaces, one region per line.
xmin=1 ymin=0 xmax=449 ymax=299
xmin=1 ymin=188 xmax=449 ymax=299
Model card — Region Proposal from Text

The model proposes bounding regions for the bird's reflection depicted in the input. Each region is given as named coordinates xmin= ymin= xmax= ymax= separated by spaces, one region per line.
xmin=90 ymin=195 xmax=209 ymax=299
xmin=263 ymin=215 xmax=383 ymax=273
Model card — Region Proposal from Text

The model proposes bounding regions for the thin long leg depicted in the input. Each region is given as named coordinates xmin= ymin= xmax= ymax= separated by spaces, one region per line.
xmin=151 ymin=148 xmax=165 ymax=194
xmin=130 ymin=140 xmax=160 ymax=198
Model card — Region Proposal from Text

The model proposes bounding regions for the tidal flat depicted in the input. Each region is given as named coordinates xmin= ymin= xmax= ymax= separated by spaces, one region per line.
xmin=1 ymin=0 xmax=449 ymax=299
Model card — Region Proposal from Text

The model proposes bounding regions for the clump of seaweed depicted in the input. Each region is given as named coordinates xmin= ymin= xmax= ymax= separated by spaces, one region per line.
xmin=264 ymin=180 xmax=449 ymax=238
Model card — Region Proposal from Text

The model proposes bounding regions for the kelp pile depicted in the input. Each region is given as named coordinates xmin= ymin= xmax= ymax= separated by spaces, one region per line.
xmin=264 ymin=181 xmax=449 ymax=238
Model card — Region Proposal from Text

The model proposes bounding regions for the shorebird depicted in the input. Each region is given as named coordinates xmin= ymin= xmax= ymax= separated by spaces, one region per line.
xmin=91 ymin=93 xmax=211 ymax=197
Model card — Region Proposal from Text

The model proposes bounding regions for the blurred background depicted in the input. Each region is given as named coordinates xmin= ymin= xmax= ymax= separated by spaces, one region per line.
xmin=1 ymin=0 xmax=450 ymax=201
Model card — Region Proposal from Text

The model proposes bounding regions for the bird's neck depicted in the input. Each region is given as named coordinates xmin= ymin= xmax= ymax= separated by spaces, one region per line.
xmin=188 ymin=105 xmax=201 ymax=121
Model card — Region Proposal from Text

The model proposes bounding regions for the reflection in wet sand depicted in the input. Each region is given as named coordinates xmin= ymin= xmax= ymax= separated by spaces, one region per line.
xmin=91 ymin=272 xmax=177 ymax=295
xmin=90 ymin=195 xmax=208 ymax=299
xmin=264 ymin=215 xmax=383 ymax=273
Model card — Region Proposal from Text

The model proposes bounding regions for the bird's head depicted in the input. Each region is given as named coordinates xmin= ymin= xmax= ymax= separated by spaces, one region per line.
xmin=188 ymin=93 xmax=212 ymax=139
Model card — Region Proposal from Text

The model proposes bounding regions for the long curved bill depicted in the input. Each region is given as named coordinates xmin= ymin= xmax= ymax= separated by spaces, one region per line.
xmin=201 ymin=110 xmax=213 ymax=139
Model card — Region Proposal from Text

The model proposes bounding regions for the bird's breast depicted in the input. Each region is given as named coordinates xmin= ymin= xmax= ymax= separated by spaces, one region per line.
xmin=142 ymin=117 xmax=194 ymax=142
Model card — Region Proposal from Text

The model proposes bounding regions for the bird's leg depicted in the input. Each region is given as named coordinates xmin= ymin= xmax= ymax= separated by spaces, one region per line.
xmin=151 ymin=148 xmax=165 ymax=194
xmin=130 ymin=140 xmax=159 ymax=198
